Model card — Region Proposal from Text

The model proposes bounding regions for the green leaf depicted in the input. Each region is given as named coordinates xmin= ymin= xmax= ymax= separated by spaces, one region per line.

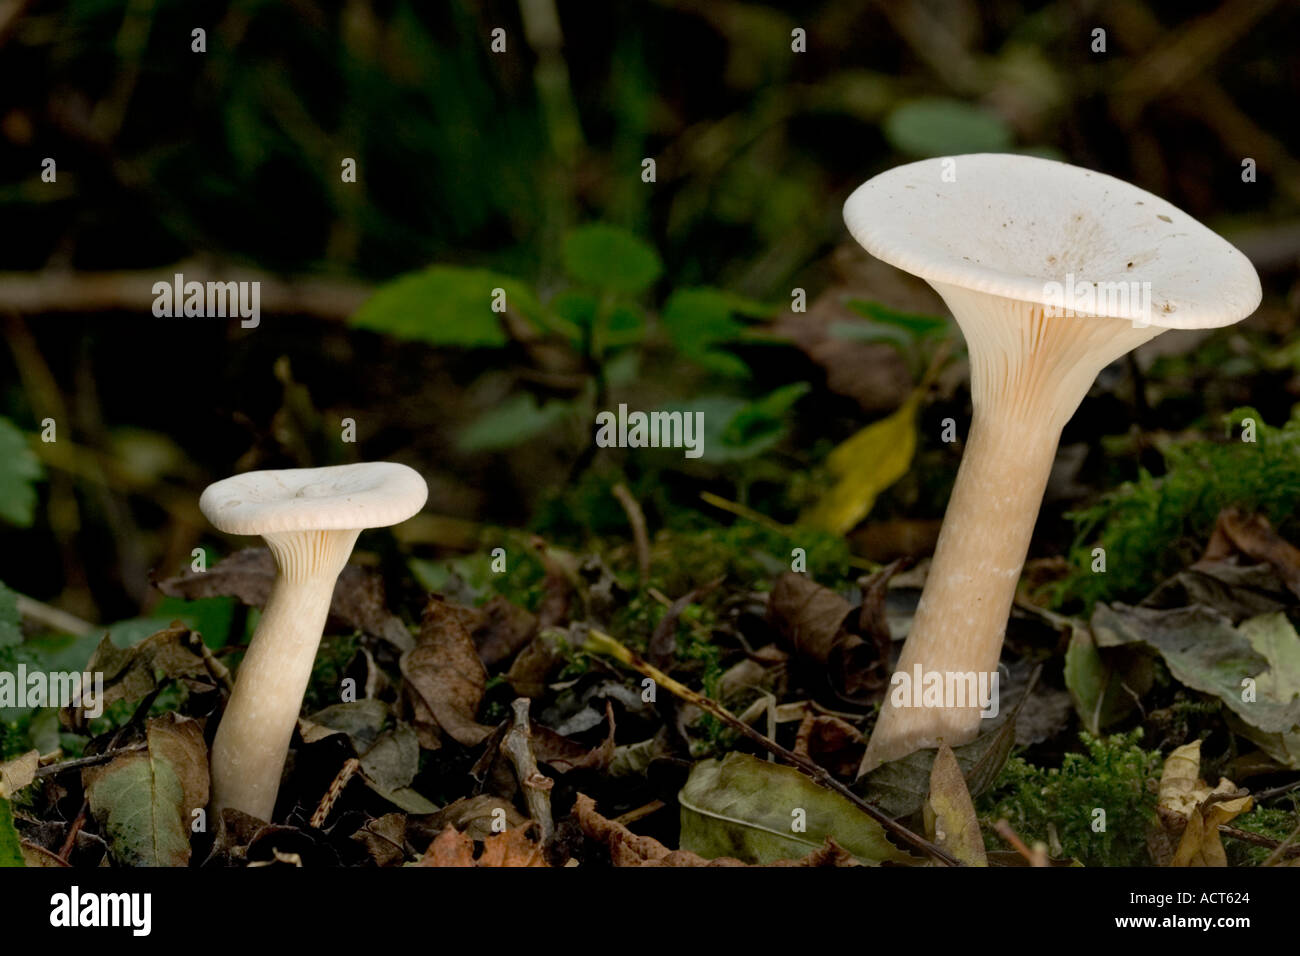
xmin=678 ymin=753 xmax=919 ymax=865
xmin=0 ymin=797 xmax=24 ymax=867
xmin=550 ymin=290 xmax=647 ymax=347
xmin=883 ymin=98 xmax=1013 ymax=158
xmin=661 ymin=383 xmax=809 ymax=463
xmin=661 ymin=288 xmax=770 ymax=378
xmin=1063 ymin=623 xmax=1152 ymax=735
xmin=721 ymin=382 xmax=811 ymax=454
xmin=562 ymin=224 xmax=662 ymax=294
xmin=352 ymin=266 xmax=540 ymax=348
xmin=1093 ymin=605 xmax=1300 ymax=747
xmin=0 ymin=581 xmax=20 ymax=648
xmin=0 ymin=417 xmax=43 ymax=527
xmin=457 ymin=393 xmax=575 ymax=453
xmin=84 ymin=715 xmax=208 ymax=867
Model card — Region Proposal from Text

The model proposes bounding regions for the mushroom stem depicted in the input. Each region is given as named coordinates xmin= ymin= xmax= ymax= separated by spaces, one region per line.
xmin=210 ymin=529 xmax=360 ymax=820
xmin=861 ymin=285 xmax=1160 ymax=772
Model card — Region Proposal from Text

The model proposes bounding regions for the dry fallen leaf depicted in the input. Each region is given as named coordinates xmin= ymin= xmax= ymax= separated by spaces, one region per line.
xmin=1156 ymin=741 xmax=1253 ymax=867
xmin=401 ymin=596 xmax=494 ymax=748
xmin=923 ymin=743 xmax=988 ymax=867
xmin=157 ymin=547 xmax=415 ymax=651
xmin=414 ymin=825 xmax=548 ymax=867
xmin=0 ymin=749 xmax=39 ymax=798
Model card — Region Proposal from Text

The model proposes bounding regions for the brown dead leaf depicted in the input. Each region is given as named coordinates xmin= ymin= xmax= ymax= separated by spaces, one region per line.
xmin=473 ymin=595 xmax=538 ymax=667
xmin=351 ymin=812 xmax=408 ymax=866
xmin=408 ymin=795 xmax=528 ymax=846
xmin=0 ymin=749 xmax=39 ymax=798
xmin=415 ymin=825 xmax=548 ymax=867
xmin=416 ymin=826 xmax=476 ymax=866
xmin=68 ymin=624 xmax=211 ymax=727
xmin=400 ymin=596 xmax=493 ymax=748
xmin=923 ymin=743 xmax=988 ymax=867
xmin=532 ymin=701 xmax=617 ymax=773
xmin=767 ymin=562 xmax=905 ymax=703
xmin=1199 ymin=508 xmax=1300 ymax=600
xmin=157 ymin=548 xmax=414 ymax=651
xmin=793 ymin=713 xmax=864 ymax=779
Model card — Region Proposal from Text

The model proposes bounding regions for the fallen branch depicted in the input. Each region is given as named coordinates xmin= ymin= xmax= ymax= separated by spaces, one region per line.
xmin=502 ymin=698 xmax=555 ymax=842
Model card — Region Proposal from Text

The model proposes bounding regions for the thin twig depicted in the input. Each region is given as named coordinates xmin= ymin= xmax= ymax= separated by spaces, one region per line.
xmin=58 ymin=800 xmax=89 ymax=863
xmin=993 ymin=819 xmax=1047 ymax=866
xmin=611 ymin=483 xmax=651 ymax=584
xmin=581 ymin=627 xmax=960 ymax=866
xmin=1219 ymin=825 xmax=1300 ymax=858
xmin=613 ymin=800 xmax=666 ymax=826
xmin=1261 ymin=820 xmax=1300 ymax=867
xmin=1252 ymin=778 xmax=1300 ymax=803
xmin=502 ymin=698 xmax=555 ymax=842
xmin=34 ymin=742 xmax=148 ymax=778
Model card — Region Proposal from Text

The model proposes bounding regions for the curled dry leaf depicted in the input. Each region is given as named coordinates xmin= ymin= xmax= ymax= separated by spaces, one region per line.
xmin=766 ymin=566 xmax=902 ymax=703
xmin=71 ymin=624 xmax=211 ymax=726
xmin=415 ymin=825 xmax=548 ymax=867
xmin=401 ymin=595 xmax=493 ymax=748
xmin=1199 ymin=508 xmax=1300 ymax=600
xmin=1156 ymin=741 xmax=1254 ymax=868
xmin=352 ymin=812 xmax=408 ymax=866
xmin=793 ymin=712 xmax=864 ymax=779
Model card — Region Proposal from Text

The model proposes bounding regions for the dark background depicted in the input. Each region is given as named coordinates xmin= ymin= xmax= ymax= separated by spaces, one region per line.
xmin=1 ymin=0 xmax=1297 ymax=626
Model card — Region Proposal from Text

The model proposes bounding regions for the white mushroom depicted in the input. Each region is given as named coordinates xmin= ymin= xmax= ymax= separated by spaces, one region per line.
xmin=843 ymin=154 xmax=1261 ymax=773
xmin=199 ymin=462 xmax=427 ymax=820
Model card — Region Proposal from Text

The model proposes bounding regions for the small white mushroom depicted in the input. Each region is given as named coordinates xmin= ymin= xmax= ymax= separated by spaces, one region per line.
xmin=843 ymin=154 xmax=1261 ymax=773
xmin=199 ymin=462 xmax=427 ymax=820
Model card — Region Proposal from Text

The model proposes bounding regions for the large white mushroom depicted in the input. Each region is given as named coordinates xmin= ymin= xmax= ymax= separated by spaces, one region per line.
xmin=843 ymin=154 xmax=1261 ymax=773
xmin=199 ymin=462 xmax=427 ymax=820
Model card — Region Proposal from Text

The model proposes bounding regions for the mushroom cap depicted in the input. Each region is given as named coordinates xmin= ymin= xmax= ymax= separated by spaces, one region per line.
xmin=200 ymin=462 xmax=428 ymax=536
xmin=843 ymin=153 xmax=1261 ymax=329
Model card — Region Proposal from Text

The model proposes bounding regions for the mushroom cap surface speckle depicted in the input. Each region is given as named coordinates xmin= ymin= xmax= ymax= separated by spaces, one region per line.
xmin=843 ymin=153 xmax=1261 ymax=329
xmin=200 ymin=462 xmax=428 ymax=536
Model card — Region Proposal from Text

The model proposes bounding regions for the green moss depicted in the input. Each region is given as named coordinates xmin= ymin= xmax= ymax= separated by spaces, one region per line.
xmin=978 ymin=730 xmax=1162 ymax=866
xmin=1227 ymin=804 xmax=1299 ymax=866
xmin=1054 ymin=408 xmax=1300 ymax=609
xmin=647 ymin=522 xmax=856 ymax=597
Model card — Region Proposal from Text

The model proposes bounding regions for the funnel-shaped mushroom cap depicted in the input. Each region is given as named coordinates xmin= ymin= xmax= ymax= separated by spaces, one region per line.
xmin=200 ymin=462 xmax=427 ymax=536
xmin=843 ymin=153 xmax=1261 ymax=329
